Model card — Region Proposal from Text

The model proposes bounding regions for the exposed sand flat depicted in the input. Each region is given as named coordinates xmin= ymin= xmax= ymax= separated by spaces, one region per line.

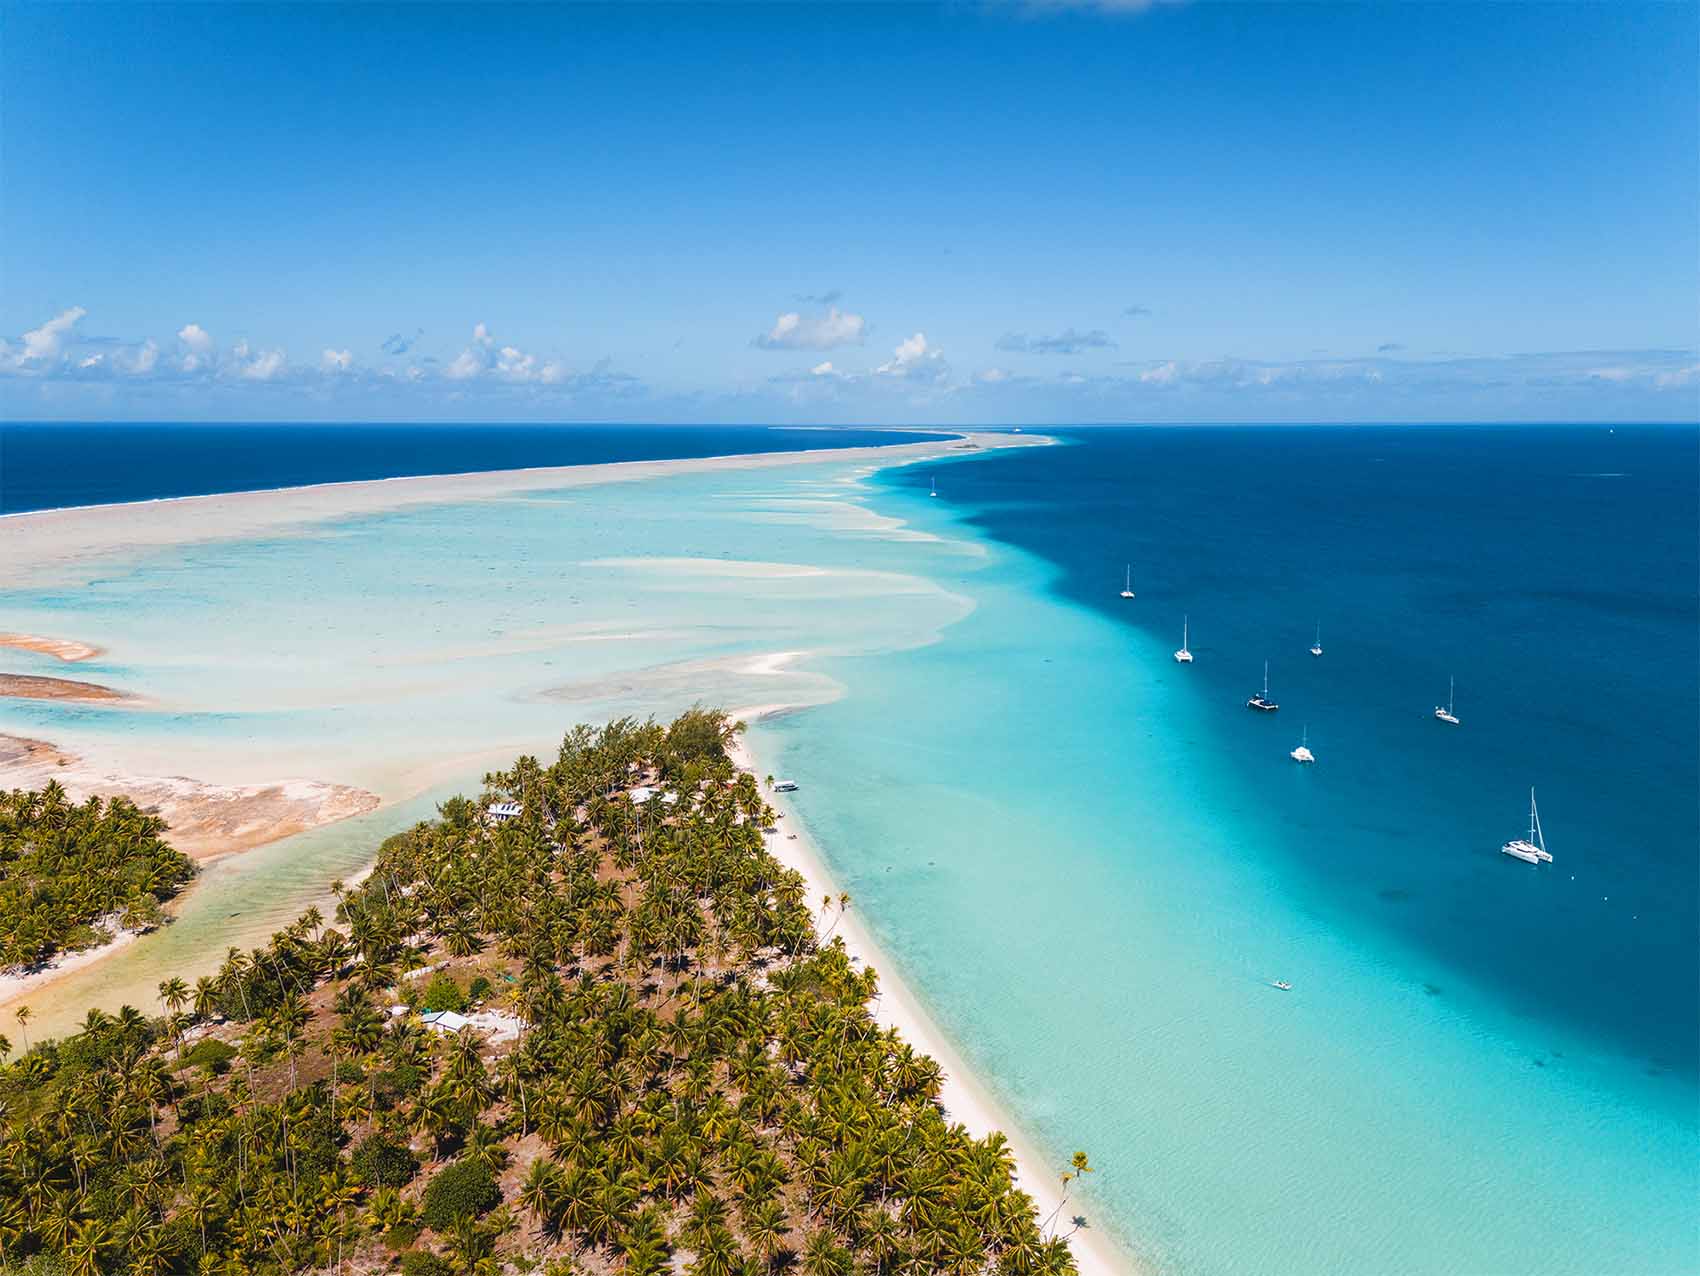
xmin=0 ymin=733 xmax=379 ymax=861
xmin=0 ymin=674 xmax=133 ymax=703
xmin=0 ymin=633 xmax=102 ymax=661
xmin=0 ymin=430 xmax=1044 ymax=587
xmin=534 ymin=647 xmax=846 ymax=714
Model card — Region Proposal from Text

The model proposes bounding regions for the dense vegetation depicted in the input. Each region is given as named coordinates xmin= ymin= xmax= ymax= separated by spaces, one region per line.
xmin=0 ymin=710 xmax=1086 ymax=1275
xmin=0 ymin=782 xmax=196 ymax=970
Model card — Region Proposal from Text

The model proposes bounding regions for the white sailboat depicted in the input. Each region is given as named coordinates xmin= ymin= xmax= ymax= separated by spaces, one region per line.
xmin=1290 ymin=723 xmax=1315 ymax=764
xmin=1309 ymin=622 xmax=1323 ymax=658
xmin=1434 ymin=676 xmax=1460 ymax=725
xmin=1500 ymin=787 xmax=1553 ymax=864
xmin=1119 ymin=565 xmax=1135 ymax=599
xmin=1174 ymin=614 xmax=1193 ymax=663
xmin=929 ymin=475 xmax=938 ymax=498
xmin=1247 ymin=661 xmax=1279 ymax=711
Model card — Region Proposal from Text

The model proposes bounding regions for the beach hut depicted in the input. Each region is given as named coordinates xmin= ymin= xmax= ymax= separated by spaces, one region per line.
xmin=420 ymin=1010 xmax=471 ymax=1034
xmin=487 ymin=801 xmax=522 ymax=823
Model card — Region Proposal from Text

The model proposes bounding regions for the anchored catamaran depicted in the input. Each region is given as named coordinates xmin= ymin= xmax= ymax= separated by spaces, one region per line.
xmin=1309 ymin=622 xmax=1323 ymax=658
xmin=1501 ymin=788 xmax=1552 ymax=864
xmin=1174 ymin=614 xmax=1193 ymax=663
xmin=1119 ymin=565 xmax=1135 ymax=599
xmin=1290 ymin=724 xmax=1314 ymax=763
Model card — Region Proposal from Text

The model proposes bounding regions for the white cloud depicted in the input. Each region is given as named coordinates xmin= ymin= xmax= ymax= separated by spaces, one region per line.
xmin=178 ymin=323 xmax=216 ymax=372
xmin=321 ymin=348 xmax=354 ymax=373
xmin=496 ymin=345 xmax=537 ymax=381
xmin=810 ymin=361 xmax=837 ymax=377
xmin=239 ymin=347 xmax=286 ymax=381
xmin=446 ymin=322 xmax=501 ymax=379
xmin=79 ymin=353 xmax=103 ymax=369
xmin=754 ymin=306 xmax=867 ymax=351
xmin=21 ymin=306 xmax=86 ymax=363
xmin=1654 ymin=364 xmax=1699 ymax=389
xmin=123 ymin=340 xmax=159 ymax=376
xmin=446 ymin=348 xmax=485 ymax=380
xmin=441 ymin=323 xmax=577 ymax=386
xmin=876 ymin=332 xmax=947 ymax=380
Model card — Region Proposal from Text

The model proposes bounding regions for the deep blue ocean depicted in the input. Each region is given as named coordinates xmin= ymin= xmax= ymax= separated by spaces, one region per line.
xmin=0 ymin=422 xmax=943 ymax=514
xmin=893 ymin=425 xmax=1700 ymax=1083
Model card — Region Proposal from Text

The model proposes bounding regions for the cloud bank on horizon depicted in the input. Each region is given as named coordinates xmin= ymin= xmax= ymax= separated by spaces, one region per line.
xmin=5 ymin=303 xmax=1693 ymax=424
xmin=2 ymin=2 xmax=1695 ymax=424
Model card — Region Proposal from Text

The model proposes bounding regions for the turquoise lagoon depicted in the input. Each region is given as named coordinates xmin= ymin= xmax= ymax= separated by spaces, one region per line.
xmin=3 ymin=431 xmax=1696 ymax=1274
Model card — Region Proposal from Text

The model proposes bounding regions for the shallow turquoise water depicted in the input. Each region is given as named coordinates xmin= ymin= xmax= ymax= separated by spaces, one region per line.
xmin=749 ymin=431 xmax=1699 ymax=1275
xmin=4 ymin=432 xmax=1695 ymax=1272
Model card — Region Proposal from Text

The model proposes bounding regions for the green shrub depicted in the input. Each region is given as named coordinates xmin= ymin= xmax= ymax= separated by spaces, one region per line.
xmin=420 ymin=1158 xmax=500 ymax=1231
xmin=335 ymin=1059 xmax=364 ymax=1084
xmin=399 ymin=1252 xmax=456 ymax=1276
xmin=182 ymin=1037 xmax=238 ymax=1075
xmin=420 ymin=973 xmax=467 ymax=1014
xmin=374 ymin=1059 xmax=424 ymax=1105
xmin=352 ymin=1133 xmax=419 ymax=1187
xmin=467 ymin=975 xmax=492 ymax=1003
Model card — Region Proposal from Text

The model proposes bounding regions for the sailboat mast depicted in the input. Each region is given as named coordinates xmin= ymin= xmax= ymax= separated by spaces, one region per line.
xmin=1529 ymin=788 xmax=1538 ymax=844
xmin=1263 ymin=660 xmax=1269 ymax=696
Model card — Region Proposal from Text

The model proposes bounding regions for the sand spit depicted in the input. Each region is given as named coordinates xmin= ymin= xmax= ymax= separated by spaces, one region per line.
xmin=0 ymin=733 xmax=379 ymax=861
xmin=0 ymin=632 xmax=102 ymax=661
xmin=0 ymin=430 xmax=1045 ymax=588
xmin=0 ymin=674 xmax=134 ymax=703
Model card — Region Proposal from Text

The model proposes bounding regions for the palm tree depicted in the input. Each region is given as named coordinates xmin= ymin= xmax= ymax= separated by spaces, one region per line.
xmin=518 ymin=1158 xmax=562 ymax=1236
xmin=64 ymin=1217 xmax=112 ymax=1276
xmin=11 ymin=1005 xmax=30 ymax=1055
xmin=741 ymin=1197 xmax=788 ymax=1273
xmin=801 ymin=1228 xmax=851 ymax=1276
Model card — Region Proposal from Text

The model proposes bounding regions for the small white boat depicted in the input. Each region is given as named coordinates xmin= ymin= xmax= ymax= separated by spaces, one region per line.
xmin=1272 ymin=980 xmax=1293 ymax=991
xmin=1174 ymin=614 xmax=1193 ymax=663
xmin=1119 ymin=564 xmax=1135 ymax=599
xmin=1309 ymin=621 xmax=1323 ymax=658
xmin=1247 ymin=661 xmax=1279 ymax=711
xmin=1290 ymin=724 xmax=1314 ymax=764
xmin=1434 ymin=676 xmax=1460 ymax=725
xmin=929 ymin=475 xmax=938 ymax=498
xmin=1501 ymin=787 xmax=1553 ymax=864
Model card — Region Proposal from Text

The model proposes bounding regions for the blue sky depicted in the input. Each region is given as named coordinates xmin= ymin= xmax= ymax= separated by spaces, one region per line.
xmin=3 ymin=1 xmax=1696 ymax=423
